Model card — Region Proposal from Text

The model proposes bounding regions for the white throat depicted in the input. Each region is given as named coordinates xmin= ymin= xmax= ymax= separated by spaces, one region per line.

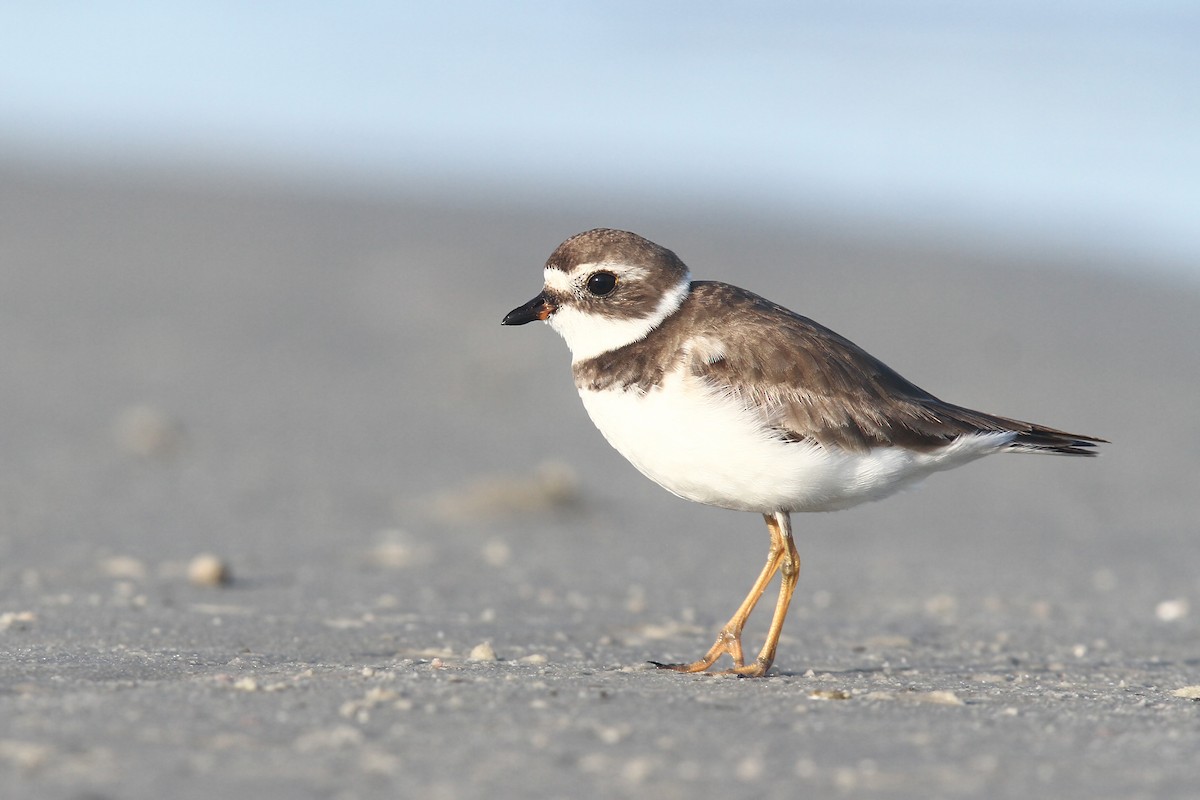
xmin=548 ymin=272 xmax=691 ymax=363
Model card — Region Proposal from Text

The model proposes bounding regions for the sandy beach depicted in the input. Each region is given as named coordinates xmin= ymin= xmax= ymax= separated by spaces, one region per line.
xmin=0 ymin=162 xmax=1197 ymax=799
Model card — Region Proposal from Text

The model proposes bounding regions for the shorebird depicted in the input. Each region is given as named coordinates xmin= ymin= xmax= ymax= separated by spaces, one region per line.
xmin=503 ymin=228 xmax=1104 ymax=676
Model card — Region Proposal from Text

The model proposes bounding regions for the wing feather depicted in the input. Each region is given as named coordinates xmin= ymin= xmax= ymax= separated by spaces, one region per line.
xmin=681 ymin=282 xmax=1102 ymax=455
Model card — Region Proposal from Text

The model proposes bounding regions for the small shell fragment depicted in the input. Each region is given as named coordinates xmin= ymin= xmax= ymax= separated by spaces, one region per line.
xmin=188 ymin=554 xmax=231 ymax=586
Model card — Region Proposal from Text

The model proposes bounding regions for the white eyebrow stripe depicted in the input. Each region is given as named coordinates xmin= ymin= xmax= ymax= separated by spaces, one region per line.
xmin=543 ymin=262 xmax=650 ymax=296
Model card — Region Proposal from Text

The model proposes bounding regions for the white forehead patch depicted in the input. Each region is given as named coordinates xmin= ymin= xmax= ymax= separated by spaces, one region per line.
xmin=543 ymin=266 xmax=576 ymax=295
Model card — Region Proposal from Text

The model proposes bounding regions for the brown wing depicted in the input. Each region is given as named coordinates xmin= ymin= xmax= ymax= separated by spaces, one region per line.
xmin=682 ymin=282 xmax=1103 ymax=455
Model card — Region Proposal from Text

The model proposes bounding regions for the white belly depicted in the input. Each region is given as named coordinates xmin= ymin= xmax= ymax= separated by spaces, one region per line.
xmin=578 ymin=371 xmax=1011 ymax=513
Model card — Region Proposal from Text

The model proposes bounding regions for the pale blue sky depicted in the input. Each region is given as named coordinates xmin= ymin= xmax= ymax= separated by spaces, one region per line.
xmin=2 ymin=2 xmax=1197 ymax=274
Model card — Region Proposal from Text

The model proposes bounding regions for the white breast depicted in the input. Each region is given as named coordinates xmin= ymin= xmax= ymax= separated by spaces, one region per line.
xmin=578 ymin=369 xmax=1013 ymax=514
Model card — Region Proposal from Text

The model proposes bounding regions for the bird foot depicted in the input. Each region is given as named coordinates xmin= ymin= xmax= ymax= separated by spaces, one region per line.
xmin=648 ymin=628 xmax=774 ymax=677
xmin=649 ymin=656 xmax=773 ymax=678
xmin=646 ymin=513 xmax=795 ymax=679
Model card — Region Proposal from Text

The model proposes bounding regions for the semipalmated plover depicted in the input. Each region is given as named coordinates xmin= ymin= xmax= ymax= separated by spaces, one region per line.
xmin=503 ymin=228 xmax=1104 ymax=677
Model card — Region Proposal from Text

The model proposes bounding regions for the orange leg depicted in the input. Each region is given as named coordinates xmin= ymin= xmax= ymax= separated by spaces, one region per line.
xmin=652 ymin=511 xmax=800 ymax=677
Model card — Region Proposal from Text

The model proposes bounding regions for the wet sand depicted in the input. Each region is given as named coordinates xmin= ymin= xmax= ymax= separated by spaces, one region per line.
xmin=0 ymin=163 xmax=1197 ymax=799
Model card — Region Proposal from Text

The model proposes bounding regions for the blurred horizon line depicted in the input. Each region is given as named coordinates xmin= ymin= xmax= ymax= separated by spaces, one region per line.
xmin=4 ymin=136 xmax=1196 ymax=289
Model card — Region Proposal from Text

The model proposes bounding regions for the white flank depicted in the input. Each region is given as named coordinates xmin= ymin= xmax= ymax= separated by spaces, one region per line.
xmin=579 ymin=368 xmax=1016 ymax=513
xmin=546 ymin=271 xmax=691 ymax=362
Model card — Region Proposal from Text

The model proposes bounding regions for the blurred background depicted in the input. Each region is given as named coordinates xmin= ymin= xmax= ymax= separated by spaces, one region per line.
xmin=2 ymin=5 xmax=1199 ymax=796
xmin=2 ymin=0 xmax=1197 ymax=278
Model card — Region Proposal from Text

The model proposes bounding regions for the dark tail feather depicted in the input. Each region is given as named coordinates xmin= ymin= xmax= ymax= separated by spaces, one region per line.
xmin=1005 ymin=424 xmax=1106 ymax=456
xmin=925 ymin=401 xmax=1106 ymax=456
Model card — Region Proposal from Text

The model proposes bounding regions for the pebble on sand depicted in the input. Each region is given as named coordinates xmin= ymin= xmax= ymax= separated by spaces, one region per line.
xmin=916 ymin=690 xmax=966 ymax=706
xmin=0 ymin=611 xmax=36 ymax=631
xmin=188 ymin=553 xmax=232 ymax=587
xmin=1155 ymin=598 xmax=1189 ymax=622
xmin=468 ymin=642 xmax=498 ymax=662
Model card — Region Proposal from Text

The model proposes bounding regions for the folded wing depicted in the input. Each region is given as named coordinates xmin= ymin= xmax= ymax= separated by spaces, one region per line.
xmin=683 ymin=282 xmax=1104 ymax=456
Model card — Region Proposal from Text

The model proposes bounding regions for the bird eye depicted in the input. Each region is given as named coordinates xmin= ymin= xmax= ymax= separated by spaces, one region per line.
xmin=586 ymin=271 xmax=618 ymax=297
